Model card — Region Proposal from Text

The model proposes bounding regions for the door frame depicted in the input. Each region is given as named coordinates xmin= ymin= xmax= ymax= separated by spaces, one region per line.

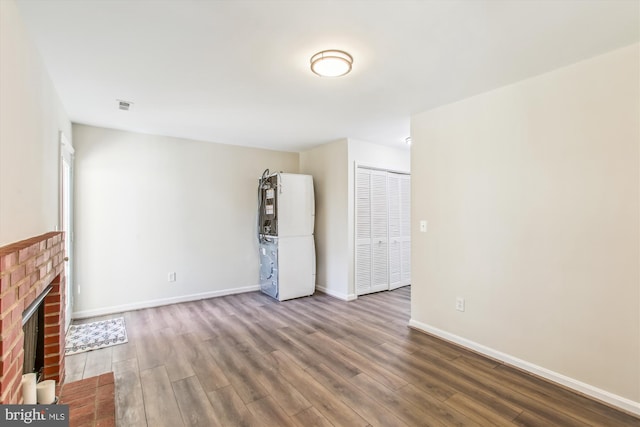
xmin=354 ymin=163 xmax=411 ymax=298
xmin=59 ymin=131 xmax=74 ymax=331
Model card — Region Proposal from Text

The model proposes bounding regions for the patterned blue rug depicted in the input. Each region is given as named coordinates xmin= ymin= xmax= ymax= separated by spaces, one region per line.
xmin=65 ymin=317 xmax=128 ymax=355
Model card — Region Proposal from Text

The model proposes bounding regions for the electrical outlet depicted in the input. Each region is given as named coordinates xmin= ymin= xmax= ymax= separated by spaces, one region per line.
xmin=456 ymin=297 xmax=465 ymax=312
xmin=420 ymin=220 xmax=427 ymax=232
xmin=168 ymin=272 xmax=176 ymax=282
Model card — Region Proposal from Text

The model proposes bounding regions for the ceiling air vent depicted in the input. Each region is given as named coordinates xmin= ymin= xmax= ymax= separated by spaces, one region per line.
xmin=117 ymin=100 xmax=133 ymax=111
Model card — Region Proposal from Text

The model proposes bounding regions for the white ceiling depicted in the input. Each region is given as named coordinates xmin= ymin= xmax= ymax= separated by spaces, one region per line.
xmin=15 ymin=0 xmax=640 ymax=152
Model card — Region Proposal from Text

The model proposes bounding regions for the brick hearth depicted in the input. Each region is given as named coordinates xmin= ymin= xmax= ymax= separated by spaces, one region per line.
xmin=59 ymin=373 xmax=115 ymax=427
xmin=0 ymin=232 xmax=66 ymax=404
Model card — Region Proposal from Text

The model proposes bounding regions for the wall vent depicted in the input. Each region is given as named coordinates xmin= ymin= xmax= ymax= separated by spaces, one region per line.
xmin=117 ymin=100 xmax=133 ymax=111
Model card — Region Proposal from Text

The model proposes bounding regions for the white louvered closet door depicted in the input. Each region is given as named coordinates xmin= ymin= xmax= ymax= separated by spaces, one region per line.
xmin=370 ymin=170 xmax=389 ymax=293
xmin=388 ymin=173 xmax=402 ymax=289
xmin=355 ymin=169 xmax=372 ymax=295
xmin=356 ymin=168 xmax=389 ymax=295
xmin=356 ymin=167 xmax=409 ymax=296
xmin=399 ymin=174 xmax=411 ymax=286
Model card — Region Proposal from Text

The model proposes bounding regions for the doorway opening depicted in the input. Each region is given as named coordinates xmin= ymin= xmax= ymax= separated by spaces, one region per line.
xmin=355 ymin=166 xmax=411 ymax=296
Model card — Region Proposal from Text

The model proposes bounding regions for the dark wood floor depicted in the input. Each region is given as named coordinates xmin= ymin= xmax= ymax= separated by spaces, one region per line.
xmin=65 ymin=287 xmax=639 ymax=427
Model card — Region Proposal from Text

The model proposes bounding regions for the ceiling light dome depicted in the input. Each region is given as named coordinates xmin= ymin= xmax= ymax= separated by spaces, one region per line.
xmin=310 ymin=50 xmax=353 ymax=77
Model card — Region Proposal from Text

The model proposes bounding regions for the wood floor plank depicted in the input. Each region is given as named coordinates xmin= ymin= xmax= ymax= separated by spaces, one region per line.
xmin=338 ymin=335 xmax=458 ymax=401
xmin=416 ymin=345 xmax=619 ymax=427
xmin=269 ymin=350 xmax=369 ymax=427
xmin=112 ymin=358 xmax=147 ymax=427
xmin=246 ymin=396 xmax=299 ymax=427
xmin=305 ymin=363 xmax=409 ymax=427
xmin=171 ymin=301 xmax=205 ymax=335
xmin=162 ymin=332 xmax=196 ymax=382
xmin=383 ymin=341 xmax=525 ymax=418
xmin=173 ymin=375 xmax=221 ymax=427
xmin=231 ymin=314 xmax=278 ymax=354
xmin=251 ymin=322 xmax=316 ymax=370
xmin=491 ymin=364 xmax=640 ymax=427
xmin=449 ymin=350 xmax=501 ymax=370
xmin=189 ymin=301 xmax=228 ymax=340
xmin=136 ymin=326 xmax=174 ymax=371
xmin=337 ymin=300 xmax=404 ymax=327
xmin=276 ymin=326 xmax=362 ymax=379
xmin=395 ymin=383 xmax=481 ymax=426
xmin=111 ymin=341 xmax=136 ymax=363
xmin=311 ymin=330 xmax=407 ymax=390
xmin=213 ymin=313 xmax=256 ymax=347
xmin=250 ymin=304 xmax=296 ymax=330
xmin=231 ymin=341 xmax=311 ymax=416
xmin=350 ymin=372 xmax=447 ymax=427
xmin=210 ymin=295 xmax=240 ymax=317
xmin=405 ymin=330 xmax=466 ymax=361
xmin=284 ymin=300 xmax=356 ymax=339
xmin=144 ymin=306 xmax=172 ymax=332
xmin=444 ymin=392 xmax=520 ymax=426
xmin=512 ymin=409 xmax=583 ymax=427
xmin=337 ymin=331 xmax=386 ymax=351
xmin=234 ymin=291 xmax=274 ymax=308
xmin=122 ymin=310 xmax=149 ymax=341
xmin=257 ymin=303 xmax=315 ymax=334
xmin=291 ymin=407 xmax=334 ymax=427
xmin=203 ymin=337 xmax=270 ymax=404
xmin=224 ymin=295 xmax=267 ymax=319
xmin=139 ymin=365 xmax=184 ymax=427
xmin=206 ymin=385 xmax=264 ymax=427
xmin=180 ymin=333 xmax=230 ymax=392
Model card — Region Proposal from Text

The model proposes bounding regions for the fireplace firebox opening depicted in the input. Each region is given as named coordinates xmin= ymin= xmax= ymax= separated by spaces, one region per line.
xmin=22 ymin=285 xmax=52 ymax=380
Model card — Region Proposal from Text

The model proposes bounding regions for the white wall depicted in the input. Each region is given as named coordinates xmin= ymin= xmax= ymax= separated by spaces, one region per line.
xmin=300 ymin=139 xmax=349 ymax=298
xmin=301 ymin=139 xmax=410 ymax=300
xmin=411 ymin=44 xmax=640 ymax=411
xmin=73 ymin=124 xmax=299 ymax=317
xmin=0 ymin=0 xmax=72 ymax=246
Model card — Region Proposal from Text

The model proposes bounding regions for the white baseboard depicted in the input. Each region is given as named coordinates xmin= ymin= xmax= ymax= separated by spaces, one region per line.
xmin=72 ymin=285 xmax=261 ymax=319
xmin=409 ymin=319 xmax=640 ymax=417
xmin=315 ymin=285 xmax=356 ymax=301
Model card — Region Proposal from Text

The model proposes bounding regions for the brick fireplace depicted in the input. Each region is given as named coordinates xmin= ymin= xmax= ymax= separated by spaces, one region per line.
xmin=0 ymin=232 xmax=66 ymax=404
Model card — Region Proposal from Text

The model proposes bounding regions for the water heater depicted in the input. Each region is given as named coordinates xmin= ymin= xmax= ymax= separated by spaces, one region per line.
xmin=258 ymin=170 xmax=315 ymax=301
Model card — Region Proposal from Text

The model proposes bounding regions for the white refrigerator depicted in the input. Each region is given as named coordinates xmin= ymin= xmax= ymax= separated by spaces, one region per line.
xmin=258 ymin=172 xmax=316 ymax=301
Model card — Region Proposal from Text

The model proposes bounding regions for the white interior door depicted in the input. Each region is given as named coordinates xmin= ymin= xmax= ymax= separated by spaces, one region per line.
xmin=356 ymin=168 xmax=389 ymax=296
xmin=399 ymin=174 xmax=411 ymax=286
xmin=60 ymin=132 xmax=74 ymax=331
xmin=388 ymin=172 xmax=411 ymax=290
xmin=356 ymin=168 xmax=372 ymax=295
xmin=370 ymin=170 xmax=389 ymax=293
xmin=388 ymin=173 xmax=402 ymax=289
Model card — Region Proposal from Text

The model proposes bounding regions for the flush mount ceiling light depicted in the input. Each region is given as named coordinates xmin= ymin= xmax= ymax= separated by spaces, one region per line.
xmin=310 ymin=50 xmax=353 ymax=77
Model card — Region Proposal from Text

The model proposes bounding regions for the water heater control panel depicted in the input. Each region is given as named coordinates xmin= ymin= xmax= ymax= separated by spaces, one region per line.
xmin=260 ymin=174 xmax=278 ymax=236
